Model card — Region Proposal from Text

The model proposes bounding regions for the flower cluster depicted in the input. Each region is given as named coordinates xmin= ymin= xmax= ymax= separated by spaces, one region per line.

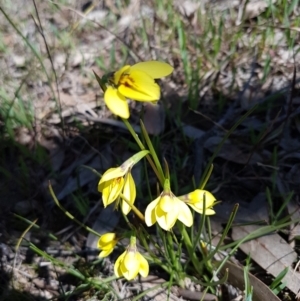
xmin=97 ymin=152 xmax=217 ymax=280
xmin=95 ymin=61 xmax=217 ymax=282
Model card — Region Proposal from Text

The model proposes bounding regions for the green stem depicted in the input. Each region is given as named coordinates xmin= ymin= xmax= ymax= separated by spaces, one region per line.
xmin=199 ymin=164 xmax=213 ymax=190
xmin=122 ymin=118 xmax=164 ymax=186
xmin=14 ymin=214 xmax=57 ymax=240
xmin=193 ymin=195 xmax=207 ymax=254
xmin=49 ymin=182 xmax=100 ymax=237
xmin=178 ymin=223 xmax=203 ymax=275
xmin=140 ymin=120 xmax=165 ymax=184
xmin=207 ymin=204 xmax=239 ymax=261
xmin=166 ymin=232 xmax=177 ymax=267
xmin=120 ymin=192 xmax=145 ymax=222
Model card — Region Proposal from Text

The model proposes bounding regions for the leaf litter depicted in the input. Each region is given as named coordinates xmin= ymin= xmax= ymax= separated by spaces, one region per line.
xmin=1 ymin=0 xmax=300 ymax=300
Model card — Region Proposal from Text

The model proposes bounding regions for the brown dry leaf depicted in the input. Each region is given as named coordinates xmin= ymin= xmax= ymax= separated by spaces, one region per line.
xmin=182 ymin=124 xmax=205 ymax=139
xmin=143 ymin=103 xmax=165 ymax=135
xmin=204 ymin=136 xmax=262 ymax=164
xmin=232 ymin=224 xmax=300 ymax=295
xmin=244 ymin=0 xmax=275 ymax=20
xmin=218 ymin=261 xmax=281 ymax=301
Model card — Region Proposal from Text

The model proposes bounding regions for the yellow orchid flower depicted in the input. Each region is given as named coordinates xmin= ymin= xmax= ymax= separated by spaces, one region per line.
xmin=97 ymin=233 xmax=118 ymax=258
xmin=179 ymin=189 xmax=216 ymax=215
xmin=104 ymin=61 xmax=173 ymax=118
xmin=114 ymin=237 xmax=149 ymax=280
xmin=99 ymin=168 xmax=136 ymax=213
xmin=145 ymin=190 xmax=193 ymax=231
xmin=98 ymin=150 xmax=148 ymax=215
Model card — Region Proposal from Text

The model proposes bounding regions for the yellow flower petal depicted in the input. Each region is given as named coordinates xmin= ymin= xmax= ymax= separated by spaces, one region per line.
xmin=100 ymin=177 xmax=124 ymax=207
xmin=156 ymin=202 xmax=178 ymax=231
xmin=122 ymin=252 xmax=139 ymax=280
xmin=165 ymin=213 xmax=178 ymax=229
xmin=99 ymin=167 xmax=126 ymax=185
xmin=145 ymin=197 xmax=160 ymax=227
xmin=104 ymin=86 xmax=129 ymax=118
xmin=188 ymin=204 xmax=216 ymax=215
xmin=124 ymin=267 xmax=139 ymax=280
xmin=114 ymin=247 xmax=149 ymax=280
xmin=189 ymin=190 xmax=216 ymax=207
xmin=98 ymin=233 xmax=117 ymax=257
xmin=114 ymin=251 xmax=126 ymax=277
xmin=177 ymin=200 xmax=193 ymax=227
xmin=114 ymin=65 xmax=130 ymax=85
xmin=179 ymin=189 xmax=216 ymax=216
xmin=204 ymin=208 xmax=216 ymax=215
xmin=159 ymin=195 xmax=173 ymax=212
xmin=130 ymin=61 xmax=173 ymax=79
xmin=121 ymin=172 xmax=136 ymax=215
xmin=137 ymin=253 xmax=149 ymax=277
xmin=118 ymin=70 xmax=160 ymax=101
xmin=97 ymin=233 xmax=117 ymax=246
xmin=123 ymin=252 xmax=137 ymax=270
xmin=99 ymin=248 xmax=114 ymax=258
